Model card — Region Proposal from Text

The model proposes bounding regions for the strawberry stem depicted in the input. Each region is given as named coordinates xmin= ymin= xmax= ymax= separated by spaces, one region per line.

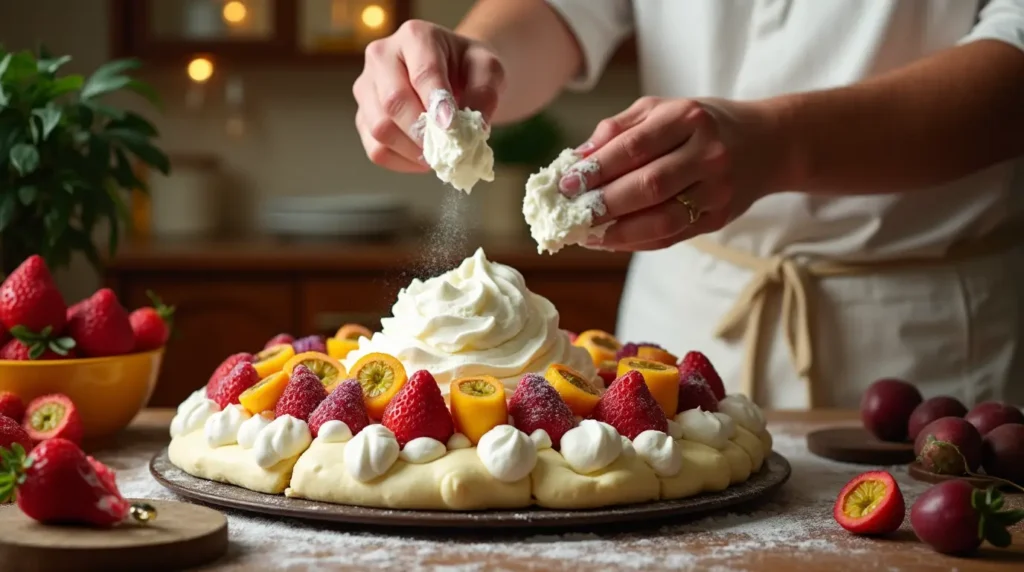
xmin=972 ymin=486 xmax=1024 ymax=548
xmin=0 ymin=443 xmax=31 ymax=503
xmin=146 ymin=289 xmax=176 ymax=332
xmin=8 ymin=325 xmax=76 ymax=359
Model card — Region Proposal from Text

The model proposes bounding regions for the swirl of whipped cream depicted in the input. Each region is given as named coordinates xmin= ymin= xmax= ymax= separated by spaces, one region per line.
xmin=238 ymin=412 xmax=273 ymax=449
xmin=713 ymin=412 xmax=737 ymax=440
xmin=619 ymin=435 xmax=636 ymax=458
xmin=342 ymin=248 xmax=596 ymax=394
xmin=344 ymin=424 xmax=400 ymax=482
xmin=674 ymin=408 xmax=731 ymax=450
xmin=399 ymin=437 xmax=447 ymax=464
xmin=253 ymin=415 xmax=312 ymax=469
xmin=476 ymin=425 xmax=537 ymax=482
xmin=559 ymin=420 xmax=623 ymax=474
xmin=447 ymin=433 xmax=471 ymax=450
xmin=530 ymin=429 xmax=553 ymax=450
xmin=633 ymin=430 xmax=683 ymax=477
xmin=170 ymin=391 xmax=220 ymax=438
xmin=719 ymin=394 xmax=767 ymax=433
xmin=315 ymin=420 xmax=353 ymax=444
xmin=204 ymin=404 xmax=251 ymax=448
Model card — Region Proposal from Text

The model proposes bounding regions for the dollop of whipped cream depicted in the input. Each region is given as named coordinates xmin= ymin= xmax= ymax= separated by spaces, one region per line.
xmin=419 ymin=89 xmax=494 ymax=194
xmin=719 ymin=394 xmax=767 ymax=433
xmin=344 ymin=424 xmax=400 ymax=482
xmin=666 ymin=419 xmax=684 ymax=440
xmin=204 ymin=404 xmax=251 ymax=448
xmin=170 ymin=389 xmax=220 ymax=438
xmin=238 ymin=412 xmax=273 ymax=449
xmin=633 ymin=430 xmax=682 ymax=477
xmin=342 ymin=248 xmax=596 ymax=394
xmin=713 ymin=412 xmax=738 ymax=440
xmin=559 ymin=420 xmax=622 ymax=474
xmin=253 ymin=415 xmax=312 ymax=470
xmin=530 ymin=429 xmax=553 ymax=450
xmin=523 ymin=148 xmax=613 ymax=255
xmin=675 ymin=408 xmax=731 ymax=450
xmin=399 ymin=437 xmax=447 ymax=464
xmin=476 ymin=425 xmax=537 ymax=482
xmin=447 ymin=433 xmax=472 ymax=450
xmin=315 ymin=420 xmax=353 ymax=444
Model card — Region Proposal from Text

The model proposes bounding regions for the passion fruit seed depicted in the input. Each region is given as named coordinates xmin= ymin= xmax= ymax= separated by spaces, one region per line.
xmin=560 ymin=369 xmax=598 ymax=394
xmin=631 ymin=359 xmax=669 ymax=370
xmin=843 ymin=480 xmax=886 ymax=518
xmin=459 ymin=379 xmax=495 ymax=397
xmin=358 ymin=361 xmax=396 ymax=397
xmin=301 ymin=359 xmax=339 ymax=383
xmin=30 ymin=403 xmax=66 ymax=431
xmin=592 ymin=336 xmax=618 ymax=350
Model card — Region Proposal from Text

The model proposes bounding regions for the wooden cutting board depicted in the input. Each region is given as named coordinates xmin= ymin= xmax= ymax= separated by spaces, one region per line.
xmin=0 ymin=499 xmax=228 ymax=572
xmin=806 ymin=427 xmax=917 ymax=465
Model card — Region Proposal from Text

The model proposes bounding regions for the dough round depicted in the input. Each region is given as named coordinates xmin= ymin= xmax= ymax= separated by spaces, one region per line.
xmin=168 ymin=431 xmax=297 ymax=494
xmin=530 ymin=448 xmax=660 ymax=509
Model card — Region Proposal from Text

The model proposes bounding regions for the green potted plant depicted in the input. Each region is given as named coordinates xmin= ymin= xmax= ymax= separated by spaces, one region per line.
xmin=0 ymin=46 xmax=169 ymax=276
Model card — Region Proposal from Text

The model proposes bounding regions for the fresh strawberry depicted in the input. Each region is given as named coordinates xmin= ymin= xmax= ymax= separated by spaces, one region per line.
xmin=596 ymin=360 xmax=617 ymax=388
xmin=264 ymin=333 xmax=295 ymax=349
xmin=0 ymin=323 xmax=8 ymax=346
xmin=87 ymin=456 xmax=120 ymax=497
xmin=508 ymin=374 xmax=576 ymax=449
xmin=0 ymin=255 xmax=67 ymax=334
xmin=66 ymin=288 xmax=135 ymax=357
xmin=678 ymin=351 xmax=726 ymax=400
xmin=206 ymin=352 xmax=256 ymax=394
xmin=382 ymin=370 xmax=454 ymax=447
xmin=677 ymin=372 xmax=719 ymax=413
xmin=0 ymin=438 xmax=130 ymax=526
xmin=615 ymin=341 xmax=662 ymax=362
xmin=292 ymin=335 xmax=327 ymax=354
xmin=207 ymin=361 xmax=260 ymax=410
xmin=0 ymin=392 xmax=25 ymax=422
xmin=0 ymin=415 xmax=32 ymax=453
xmin=129 ymin=290 xmax=175 ymax=351
xmin=275 ymin=364 xmax=328 ymax=421
xmin=307 ymin=379 xmax=370 ymax=437
xmin=0 ymin=325 xmax=76 ymax=361
xmin=23 ymin=394 xmax=83 ymax=445
xmin=592 ymin=370 xmax=668 ymax=440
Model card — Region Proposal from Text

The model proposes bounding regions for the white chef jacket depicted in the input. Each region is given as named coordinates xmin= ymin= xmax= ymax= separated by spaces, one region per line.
xmin=546 ymin=0 xmax=1024 ymax=408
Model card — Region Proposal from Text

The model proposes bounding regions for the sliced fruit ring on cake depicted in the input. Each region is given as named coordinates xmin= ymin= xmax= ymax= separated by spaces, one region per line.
xmin=239 ymin=371 xmax=291 ymax=415
xmin=544 ymin=364 xmax=601 ymax=417
xmin=449 ymin=375 xmax=507 ymax=445
xmin=334 ymin=323 xmax=372 ymax=341
xmin=573 ymin=329 xmax=621 ymax=365
xmin=617 ymin=358 xmax=680 ymax=419
xmin=253 ymin=344 xmax=296 ymax=378
xmin=349 ymin=352 xmax=408 ymax=419
xmin=283 ymin=352 xmax=346 ymax=393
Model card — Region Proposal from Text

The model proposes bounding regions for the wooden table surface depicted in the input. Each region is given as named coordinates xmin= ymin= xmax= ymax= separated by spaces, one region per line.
xmin=88 ymin=409 xmax=1023 ymax=571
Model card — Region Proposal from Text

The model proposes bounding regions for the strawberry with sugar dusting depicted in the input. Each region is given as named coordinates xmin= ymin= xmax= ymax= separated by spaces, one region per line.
xmin=275 ymin=365 xmax=328 ymax=421
xmin=592 ymin=370 xmax=668 ymax=440
xmin=677 ymin=372 xmax=719 ymax=413
xmin=308 ymin=379 xmax=370 ymax=437
xmin=206 ymin=352 xmax=255 ymax=395
xmin=678 ymin=351 xmax=726 ymax=400
xmin=509 ymin=374 xmax=576 ymax=449
xmin=207 ymin=361 xmax=261 ymax=409
xmin=382 ymin=370 xmax=454 ymax=447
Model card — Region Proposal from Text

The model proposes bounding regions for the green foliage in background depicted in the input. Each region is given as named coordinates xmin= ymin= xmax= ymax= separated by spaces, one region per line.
xmin=489 ymin=112 xmax=565 ymax=169
xmin=0 ymin=45 xmax=169 ymax=275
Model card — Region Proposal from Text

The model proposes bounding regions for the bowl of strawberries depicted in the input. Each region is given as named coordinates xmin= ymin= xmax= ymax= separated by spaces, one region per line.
xmin=0 ymin=256 xmax=171 ymax=440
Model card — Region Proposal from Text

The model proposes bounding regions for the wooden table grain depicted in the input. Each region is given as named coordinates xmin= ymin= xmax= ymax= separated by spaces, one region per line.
xmin=91 ymin=409 xmax=1023 ymax=571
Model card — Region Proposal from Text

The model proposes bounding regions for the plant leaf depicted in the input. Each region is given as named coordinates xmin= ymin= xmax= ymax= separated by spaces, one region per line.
xmin=0 ymin=53 xmax=12 ymax=79
xmin=45 ymin=74 xmax=84 ymax=99
xmin=17 ymin=186 xmax=37 ymax=205
xmin=36 ymin=55 xmax=71 ymax=75
xmin=126 ymin=79 xmax=161 ymax=108
xmin=31 ymin=105 xmax=62 ymax=140
xmin=105 ymin=129 xmax=170 ymax=174
xmin=0 ymin=192 xmax=15 ymax=232
xmin=107 ymin=111 xmax=158 ymax=138
xmin=80 ymin=58 xmax=141 ymax=100
xmin=9 ymin=143 xmax=40 ymax=175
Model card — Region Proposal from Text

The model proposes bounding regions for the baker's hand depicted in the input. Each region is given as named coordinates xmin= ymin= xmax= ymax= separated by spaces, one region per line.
xmin=353 ymin=20 xmax=506 ymax=173
xmin=561 ymin=97 xmax=789 ymax=251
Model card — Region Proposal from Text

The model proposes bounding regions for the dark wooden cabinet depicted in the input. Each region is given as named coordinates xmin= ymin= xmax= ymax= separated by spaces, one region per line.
xmin=106 ymin=238 xmax=631 ymax=407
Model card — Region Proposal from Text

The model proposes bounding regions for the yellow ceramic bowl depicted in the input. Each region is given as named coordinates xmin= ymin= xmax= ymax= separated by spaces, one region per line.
xmin=0 ymin=349 xmax=164 ymax=439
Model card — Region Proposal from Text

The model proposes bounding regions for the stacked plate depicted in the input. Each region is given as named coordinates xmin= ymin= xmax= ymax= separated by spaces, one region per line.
xmin=258 ymin=193 xmax=411 ymax=239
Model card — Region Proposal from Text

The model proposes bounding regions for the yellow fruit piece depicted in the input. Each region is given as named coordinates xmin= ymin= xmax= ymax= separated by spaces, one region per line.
xmin=449 ymin=376 xmax=507 ymax=445
xmin=335 ymin=323 xmax=372 ymax=340
xmin=239 ymin=371 xmax=291 ymax=415
xmin=573 ymin=329 xmax=621 ymax=365
xmin=327 ymin=338 xmax=359 ymax=361
xmin=283 ymin=351 xmax=347 ymax=392
xmin=544 ymin=363 xmax=601 ymax=417
xmin=253 ymin=343 xmax=296 ymax=378
xmin=637 ymin=346 xmax=678 ymax=366
xmin=617 ymin=357 xmax=680 ymax=417
xmin=350 ymin=352 xmax=407 ymax=419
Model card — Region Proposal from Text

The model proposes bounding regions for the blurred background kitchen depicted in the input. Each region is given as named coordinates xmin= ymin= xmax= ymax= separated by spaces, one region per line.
xmin=0 ymin=0 xmax=639 ymax=406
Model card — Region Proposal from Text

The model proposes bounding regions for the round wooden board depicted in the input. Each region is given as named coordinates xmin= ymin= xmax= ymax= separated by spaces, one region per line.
xmin=807 ymin=427 xmax=916 ymax=465
xmin=151 ymin=448 xmax=791 ymax=529
xmin=907 ymin=462 xmax=1023 ymax=494
xmin=0 ymin=499 xmax=228 ymax=572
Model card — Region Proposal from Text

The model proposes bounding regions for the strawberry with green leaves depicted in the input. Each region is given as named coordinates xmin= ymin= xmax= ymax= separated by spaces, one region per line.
xmin=129 ymin=290 xmax=175 ymax=351
xmin=0 ymin=325 xmax=76 ymax=360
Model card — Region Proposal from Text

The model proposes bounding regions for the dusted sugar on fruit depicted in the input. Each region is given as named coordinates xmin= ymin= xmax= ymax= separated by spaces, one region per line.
xmin=342 ymin=248 xmax=596 ymax=395
xmin=522 ymin=149 xmax=612 ymax=254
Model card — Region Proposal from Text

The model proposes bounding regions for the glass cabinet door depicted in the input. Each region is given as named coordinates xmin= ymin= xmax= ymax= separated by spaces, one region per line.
xmin=298 ymin=0 xmax=399 ymax=54
xmin=149 ymin=0 xmax=278 ymax=42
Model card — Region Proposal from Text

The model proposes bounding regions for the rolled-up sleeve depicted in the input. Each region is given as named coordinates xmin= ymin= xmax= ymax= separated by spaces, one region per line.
xmin=545 ymin=0 xmax=634 ymax=91
xmin=959 ymin=0 xmax=1024 ymax=52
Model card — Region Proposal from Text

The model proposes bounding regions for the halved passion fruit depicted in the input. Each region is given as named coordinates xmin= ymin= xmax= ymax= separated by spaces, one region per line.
xmin=238 ymin=371 xmax=291 ymax=415
xmin=544 ymin=363 xmax=601 ymax=417
xmin=253 ymin=343 xmax=296 ymax=378
xmin=573 ymin=329 xmax=622 ymax=365
xmin=449 ymin=375 xmax=507 ymax=445
xmin=617 ymin=357 xmax=681 ymax=417
xmin=283 ymin=351 xmax=346 ymax=392
xmin=636 ymin=345 xmax=679 ymax=366
xmin=326 ymin=337 xmax=360 ymax=361
xmin=335 ymin=323 xmax=373 ymax=341
xmin=349 ymin=352 xmax=408 ymax=419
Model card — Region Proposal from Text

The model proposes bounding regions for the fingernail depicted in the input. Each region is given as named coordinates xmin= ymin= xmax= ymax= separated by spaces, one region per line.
xmin=428 ymin=89 xmax=456 ymax=129
xmin=575 ymin=141 xmax=596 ymax=157
xmin=559 ymin=173 xmax=584 ymax=197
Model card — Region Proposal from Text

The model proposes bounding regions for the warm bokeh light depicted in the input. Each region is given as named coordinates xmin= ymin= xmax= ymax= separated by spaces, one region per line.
xmin=187 ymin=57 xmax=214 ymax=83
xmin=222 ymin=1 xmax=248 ymax=24
xmin=361 ymin=5 xmax=387 ymax=29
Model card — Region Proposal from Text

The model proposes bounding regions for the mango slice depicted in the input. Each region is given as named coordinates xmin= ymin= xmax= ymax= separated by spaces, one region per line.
xmin=239 ymin=371 xmax=291 ymax=415
xmin=449 ymin=375 xmax=508 ymax=445
xmin=544 ymin=363 xmax=601 ymax=417
xmin=350 ymin=352 xmax=408 ymax=419
xmin=617 ymin=357 xmax=680 ymax=418
xmin=254 ymin=343 xmax=296 ymax=378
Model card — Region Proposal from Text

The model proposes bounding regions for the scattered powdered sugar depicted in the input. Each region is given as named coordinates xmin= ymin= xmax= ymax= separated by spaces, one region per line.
xmin=98 ymin=424 xmax=939 ymax=571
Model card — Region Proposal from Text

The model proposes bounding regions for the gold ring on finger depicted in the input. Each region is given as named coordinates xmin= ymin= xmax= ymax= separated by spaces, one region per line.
xmin=674 ymin=194 xmax=701 ymax=224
